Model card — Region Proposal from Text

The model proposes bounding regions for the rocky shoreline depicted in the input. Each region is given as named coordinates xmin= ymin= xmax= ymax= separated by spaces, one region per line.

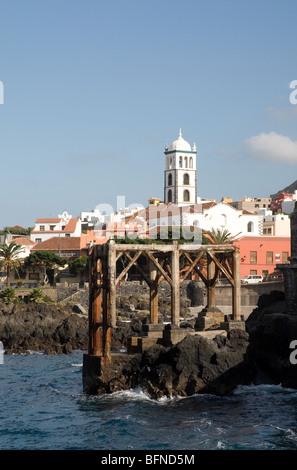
xmin=1 ymin=287 xmax=297 ymax=398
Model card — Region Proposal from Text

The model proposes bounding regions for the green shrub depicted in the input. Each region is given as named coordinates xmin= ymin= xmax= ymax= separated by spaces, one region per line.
xmin=29 ymin=288 xmax=54 ymax=303
xmin=42 ymin=294 xmax=54 ymax=303
xmin=1 ymin=287 xmax=17 ymax=302
xmin=29 ymin=288 xmax=44 ymax=303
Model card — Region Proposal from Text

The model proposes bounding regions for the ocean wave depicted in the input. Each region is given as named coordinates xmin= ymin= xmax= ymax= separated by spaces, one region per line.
xmin=233 ymin=383 xmax=297 ymax=395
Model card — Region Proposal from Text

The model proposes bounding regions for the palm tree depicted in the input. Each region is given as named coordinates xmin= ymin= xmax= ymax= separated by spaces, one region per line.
xmin=203 ymin=228 xmax=240 ymax=285
xmin=0 ymin=242 xmax=24 ymax=287
xmin=204 ymin=228 xmax=238 ymax=245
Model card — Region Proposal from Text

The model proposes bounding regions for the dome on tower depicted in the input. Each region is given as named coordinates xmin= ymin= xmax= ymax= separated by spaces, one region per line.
xmin=169 ymin=128 xmax=192 ymax=151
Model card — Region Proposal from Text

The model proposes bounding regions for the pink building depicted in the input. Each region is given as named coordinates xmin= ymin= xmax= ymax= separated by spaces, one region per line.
xmin=233 ymin=236 xmax=290 ymax=278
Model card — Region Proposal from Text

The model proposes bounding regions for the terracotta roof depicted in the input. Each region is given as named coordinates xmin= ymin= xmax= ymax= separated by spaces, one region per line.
xmin=63 ymin=218 xmax=79 ymax=232
xmin=242 ymin=209 xmax=255 ymax=215
xmin=35 ymin=218 xmax=61 ymax=223
xmin=32 ymin=218 xmax=79 ymax=234
xmin=80 ymin=231 xmax=108 ymax=248
xmin=11 ymin=237 xmax=36 ymax=246
xmin=200 ymin=202 xmax=217 ymax=210
xmin=31 ymin=237 xmax=81 ymax=251
xmin=128 ymin=204 xmax=203 ymax=222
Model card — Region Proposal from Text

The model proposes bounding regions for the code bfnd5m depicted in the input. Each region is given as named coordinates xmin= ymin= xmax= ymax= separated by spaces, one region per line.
xmin=145 ymin=454 xmax=194 ymax=465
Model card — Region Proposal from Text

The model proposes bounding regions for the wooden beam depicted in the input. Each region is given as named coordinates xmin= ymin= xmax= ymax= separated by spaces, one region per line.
xmin=180 ymin=251 xmax=204 ymax=284
xmin=116 ymin=251 xmax=142 ymax=284
xmin=125 ymin=251 xmax=152 ymax=287
xmin=183 ymin=251 xmax=208 ymax=285
xmin=146 ymin=251 xmax=173 ymax=286
xmin=108 ymin=240 xmax=117 ymax=328
xmin=232 ymin=249 xmax=241 ymax=320
xmin=171 ymin=242 xmax=180 ymax=325
xmin=207 ymin=251 xmax=234 ymax=287
xmin=88 ymin=247 xmax=103 ymax=356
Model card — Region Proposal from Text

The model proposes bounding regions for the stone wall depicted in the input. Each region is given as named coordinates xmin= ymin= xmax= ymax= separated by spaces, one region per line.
xmin=52 ymin=280 xmax=285 ymax=319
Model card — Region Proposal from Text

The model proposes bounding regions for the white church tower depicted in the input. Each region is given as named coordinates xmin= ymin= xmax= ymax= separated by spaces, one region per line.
xmin=164 ymin=129 xmax=197 ymax=205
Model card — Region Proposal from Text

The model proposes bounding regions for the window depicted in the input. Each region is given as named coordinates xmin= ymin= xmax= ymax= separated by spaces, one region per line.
xmin=189 ymin=157 xmax=193 ymax=168
xmin=179 ymin=157 xmax=182 ymax=168
xmin=167 ymin=189 xmax=172 ymax=203
xmin=29 ymin=273 xmax=40 ymax=280
xmin=282 ymin=251 xmax=289 ymax=263
xmin=168 ymin=173 xmax=172 ymax=186
xmin=35 ymin=238 xmax=42 ymax=243
xmin=266 ymin=251 xmax=273 ymax=264
xmin=50 ymin=225 xmax=55 ymax=231
xmin=184 ymin=156 xmax=188 ymax=168
xmin=183 ymin=173 xmax=189 ymax=185
xmin=220 ymin=214 xmax=227 ymax=226
xmin=183 ymin=190 xmax=190 ymax=202
xmin=250 ymin=270 xmax=257 ymax=275
xmin=40 ymin=225 xmax=45 ymax=231
xmin=250 ymin=251 xmax=257 ymax=264
xmin=247 ymin=222 xmax=254 ymax=233
xmin=65 ymin=234 xmax=70 ymax=237
xmin=275 ymin=253 xmax=280 ymax=262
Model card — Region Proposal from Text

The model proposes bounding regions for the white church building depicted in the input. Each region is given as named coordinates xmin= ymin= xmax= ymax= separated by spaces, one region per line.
xmin=145 ymin=129 xmax=263 ymax=239
xmin=79 ymin=129 xmax=264 ymax=241
xmin=164 ymin=129 xmax=197 ymax=205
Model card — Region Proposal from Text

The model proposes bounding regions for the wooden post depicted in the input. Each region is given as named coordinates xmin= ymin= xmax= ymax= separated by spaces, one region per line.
xmin=88 ymin=246 xmax=102 ymax=356
xmin=149 ymin=259 xmax=158 ymax=324
xmin=232 ymin=248 xmax=241 ymax=320
xmin=207 ymin=254 xmax=216 ymax=309
xmin=108 ymin=239 xmax=117 ymax=328
xmin=171 ymin=241 xmax=180 ymax=326
xmin=102 ymin=243 xmax=111 ymax=360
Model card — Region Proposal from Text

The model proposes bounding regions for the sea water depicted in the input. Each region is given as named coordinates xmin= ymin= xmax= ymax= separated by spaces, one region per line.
xmin=0 ymin=350 xmax=297 ymax=451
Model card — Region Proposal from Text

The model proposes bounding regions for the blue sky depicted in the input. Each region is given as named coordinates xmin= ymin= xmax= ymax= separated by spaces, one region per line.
xmin=0 ymin=0 xmax=297 ymax=227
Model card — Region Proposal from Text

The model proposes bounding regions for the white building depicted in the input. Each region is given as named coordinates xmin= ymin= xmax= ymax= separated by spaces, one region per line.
xmin=80 ymin=203 xmax=144 ymax=230
xmin=164 ymin=129 xmax=197 ymax=205
xmin=30 ymin=211 xmax=81 ymax=244
xmin=196 ymin=202 xmax=263 ymax=237
xmin=132 ymin=201 xmax=262 ymax=239
xmin=260 ymin=210 xmax=291 ymax=237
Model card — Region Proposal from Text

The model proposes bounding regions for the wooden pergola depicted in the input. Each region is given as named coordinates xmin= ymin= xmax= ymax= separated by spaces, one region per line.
xmin=87 ymin=239 xmax=241 ymax=358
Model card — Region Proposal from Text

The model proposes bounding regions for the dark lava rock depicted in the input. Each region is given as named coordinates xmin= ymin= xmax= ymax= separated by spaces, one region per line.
xmin=0 ymin=302 xmax=88 ymax=355
xmin=246 ymin=291 xmax=297 ymax=389
xmin=0 ymin=301 xmax=145 ymax=355
xmin=93 ymin=329 xmax=253 ymax=399
xmin=186 ymin=281 xmax=205 ymax=307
